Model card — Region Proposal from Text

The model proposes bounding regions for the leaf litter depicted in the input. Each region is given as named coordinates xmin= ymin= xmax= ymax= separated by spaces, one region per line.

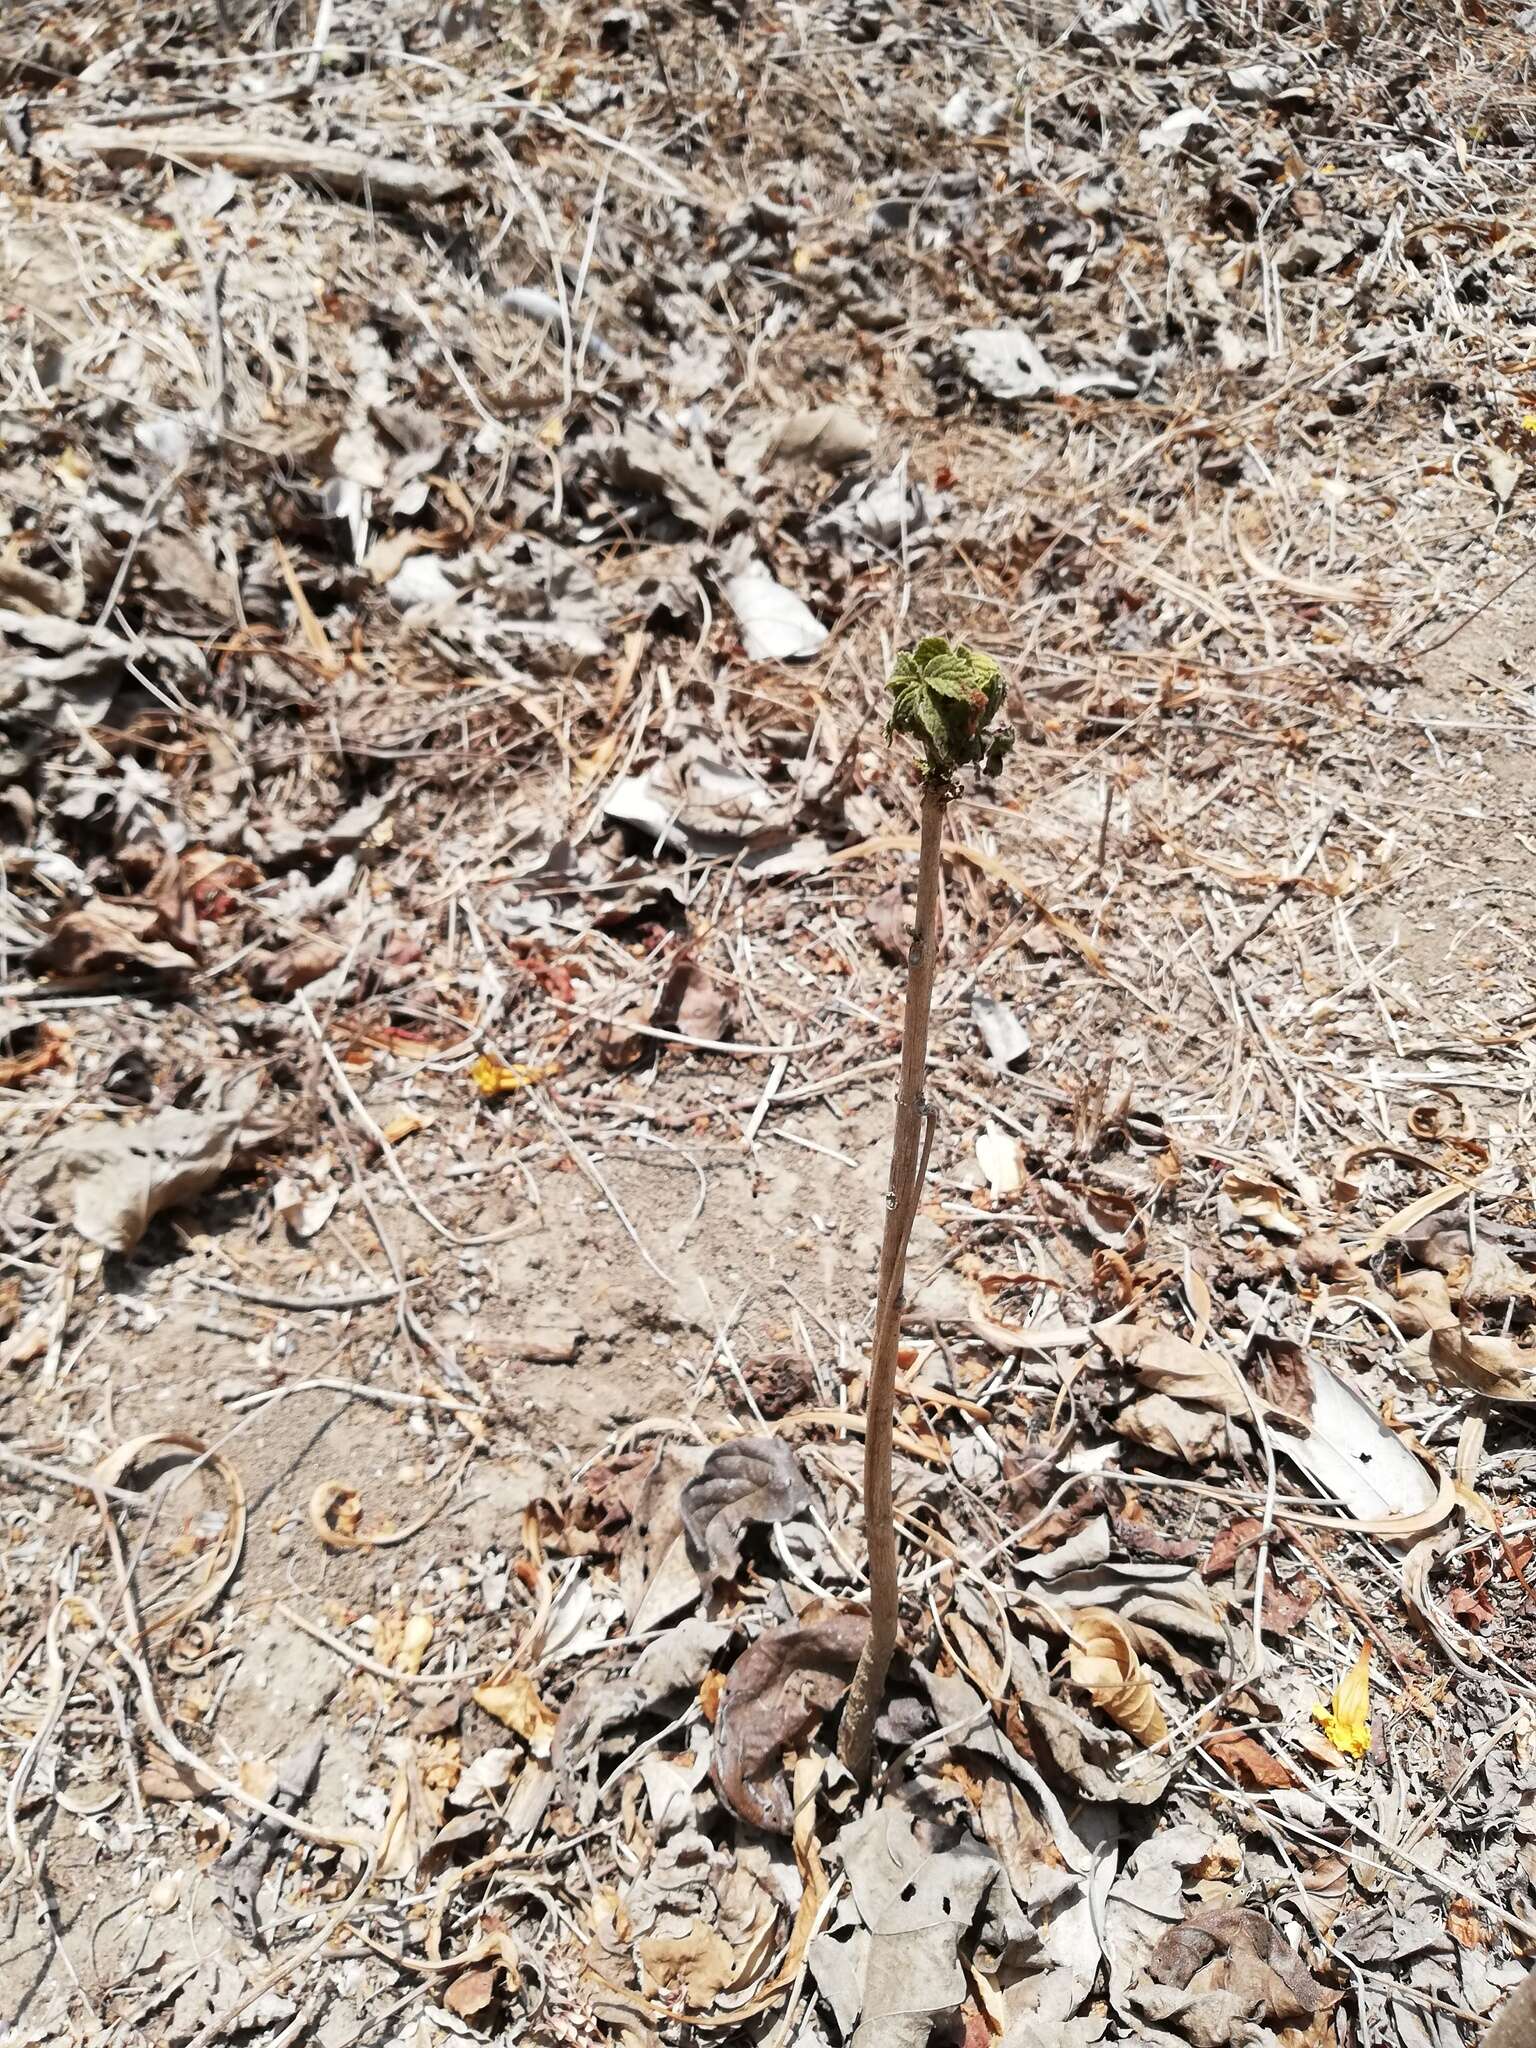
xmin=6 ymin=0 xmax=1536 ymax=2045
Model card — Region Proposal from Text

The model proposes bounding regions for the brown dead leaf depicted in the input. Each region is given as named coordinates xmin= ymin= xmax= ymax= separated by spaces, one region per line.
xmin=680 ymin=1437 xmax=813 ymax=1583
xmin=32 ymin=898 xmax=198 ymax=979
xmin=444 ymin=1962 xmax=500 ymax=2022
xmin=1068 ymin=1607 xmax=1167 ymax=1746
xmin=380 ymin=1109 xmax=428 ymax=1145
xmin=1117 ymin=1391 xmax=1223 ymax=1464
xmin=1430 ymin=1323 xmax=1536 ymax=1404
xmin=1150 ymin=1905 xmax=1325 ymax=2027
xmin=1202 ymin=1517 xmax=1264 ymax=1579
xmin=1207 ymin=1728 xmax=1297 ymax=1790
xmin=141 ymin=1748 xmax=217 ymax=1801
xmin=637 ymin=1919 xmax=739 ymax=2007
xmin=247 ymin=936 xmax=344 ymax=999
xmin=1100 ymin=1320 xmax=1249 ymax=1416
xmin=473 ymin=1672 xmax=556 ymax=1756
xmin=0 ymin=1021 xmax=69 ymax=1087
xmin=1221 ymin=1169 xmax=1306 ymax=1239
xmin=711 ymin=1611 xmax=867 ymax=1832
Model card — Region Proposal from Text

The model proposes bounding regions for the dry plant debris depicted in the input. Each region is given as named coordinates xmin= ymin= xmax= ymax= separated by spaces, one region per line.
xmin=4 ymin=0 xmax=1536 ymax=2045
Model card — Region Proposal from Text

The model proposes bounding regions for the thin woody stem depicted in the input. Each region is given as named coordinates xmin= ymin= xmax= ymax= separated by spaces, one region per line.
xmin=838 ymin=779 xmax=948 ymax=1783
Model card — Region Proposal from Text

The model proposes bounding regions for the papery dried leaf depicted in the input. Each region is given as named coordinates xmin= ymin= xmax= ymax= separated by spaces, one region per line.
xmin=1311 ymin=1640 xmax=1371 ymax=1758
xmin=1220 ymin=1169 xmax=1306 ymax=1239
xmin=32 ymin=898 xmax=198 ymax=979
xmin=1150 ymin=1905 xmax=1324 ymax=2025
xmin=1430 ymin=1323 xmax=1536 ymax=1404
xmin=1067 ymin=1607 xmax=1167 ymax=1746
xmin=637 ymin=1919 xmax=739 ymax=2007
xmin=680 ymin=1436 xmax=814 ymax=1583
xmin=473 ymin=1672 xmax=556 ymax=1756
xmin=444 ymin=1962 xmax=500 ymax=2021
xmin=1100 ymin=1320 xmax=1249 ymax=1416
xmin=247 ymin=936 xmax=344 ymax=999
xmin=711 ymin=1612 xmax=867 ymax=1832
xmin=1116 ymin=1391 xmax=1223 ymax=1465
xmin=1206 ymin=1728 xmax=1297 ymax=1790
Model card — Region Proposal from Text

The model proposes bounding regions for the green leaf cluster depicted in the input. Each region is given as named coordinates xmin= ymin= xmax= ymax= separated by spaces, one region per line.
xmin=886 ymin=636 xmax=1013 ymax=782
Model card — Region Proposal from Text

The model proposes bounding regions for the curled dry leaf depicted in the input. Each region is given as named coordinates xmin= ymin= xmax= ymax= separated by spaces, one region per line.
xmin=636 ymin=1920 xmax=739 ymax=2009
xmin=1219 ymin=1168 xmax=1306 ymax=1239
xmin=1149 ymin=1906 xmax=1325 ymax=2028
xmin=680 ymin=1436 xmax=814 ymax=1584
xmin=1068 ymin=1608 xmax=1168 ymax=1747
xmin=32 ymin=897 xmax=199 ymax=979
xmin=1117 ymin=1392 xmax=1224 ymax=1465
xmin=1100 ymin=1320 xmax=1249 ymax=1417
xmin=1206 ymin=1728 xmax=1297 ymax=1790
xmin=1010 ymin=1634 xmax=1170 ymax=1806
xmin=1429 ymin=1322 xmax=1536 ymax=1404
xmin=711 ymin=1611 xmax=867 ymax=1832
xmin=473 ymin=1671 xmax=556 ymax=1756
xmin=246 ymin=936 xmax=344 ymax=999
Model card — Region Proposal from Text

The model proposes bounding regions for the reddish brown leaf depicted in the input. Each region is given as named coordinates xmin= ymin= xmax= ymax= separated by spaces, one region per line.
xmin=1207 ymin=1728 xmax=1298 ymax=1790
xmin=1203 ymin=1517 xmax=1265 ymax=1580
xmin=711 ymin=1612 xmax=868 ymax=1832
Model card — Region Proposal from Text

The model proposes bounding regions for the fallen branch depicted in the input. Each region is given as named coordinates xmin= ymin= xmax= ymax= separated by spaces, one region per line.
xmin=52 ymin=125 xmax=471 ymax=205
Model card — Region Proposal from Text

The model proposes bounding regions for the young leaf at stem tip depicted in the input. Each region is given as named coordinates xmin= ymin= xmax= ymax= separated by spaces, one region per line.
xmin=886 ymin=634 xmax=1013 ymax=781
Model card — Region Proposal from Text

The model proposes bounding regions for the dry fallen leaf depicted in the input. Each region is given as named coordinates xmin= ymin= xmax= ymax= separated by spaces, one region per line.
xmin=1068 ymin=1607 xmax=1168 ymax=1746
xmin=1207 ymin=1727 xmax=1297 ymax=1790
xmin=1100 ymin=1320 xmax=1249 ymax=1417
xmin=380 ymin=1108 xmax=428 ymax=1144
xmin=679 ymin=1436 xmax=813 ymax=1583
xmin=1311 ymin=1640 xmax=1371 ymax=1758
xmin=0 ymin=1021 xmax=69 ymax=1087
xmin=32 ymin=897 xmax=198 ymax=979
xmin=637 ymin=1919 xmax=739 ymax=2008
xmin=711 ymin=1612 xmax=867 ymax=1832
xmin=1220 ymin=1168 xmax=1306 ymax=1239
xmin=473 ymin=1671 xmax=557 ymax=1757
xmin=396 ymin=1612 xmax=434 ymax=1676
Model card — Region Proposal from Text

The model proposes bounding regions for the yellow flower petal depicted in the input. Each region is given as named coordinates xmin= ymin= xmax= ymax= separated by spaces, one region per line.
xmin=1311 ymin=1640 xmax=1372 ymax=1759
xmin=471 ymin=1054 xmax=556 ymax=1098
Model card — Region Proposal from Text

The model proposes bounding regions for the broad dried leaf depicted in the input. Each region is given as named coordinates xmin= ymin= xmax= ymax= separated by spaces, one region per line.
xmin=247 ymin=936 xmax=344 ymax=999
xmin=444 ymin=1963 xmax=499 ymax=2021
xmin=1068 ymin=1608 xmax=1167 ymax=1747
xmin=1149 ymin=1905 xmax=1324 ymax=2027
xmin=1206 ymin=1728 xmax=1297 ymax=1790
xmin=637 ymin=1920 xmax=739 ymax=2008
xmin=1311 ymin=1641 xmax=1371 ymax=1758
xmin=1100 ymin=1321 xmax=1249 ymax=1417
xmin=680 ymin=1437 xmax=814 ymax=1583
xmin=1219 ymin=1169 xmax=1306 ymax=1239
xmin=711 ymin=1612 xmax=867 ymax=1832
xmin=25 ymin=1098 xmax=251 ymax=1253
xmin=1116 ymin=1391 xmax=1223 ymax=1465
xmin=473 ymin=1672 xmax=556 ymax=1756
xmin=32 ymin=898 xmax=197 ymax=978
xmin=1430 ymin=1322 xmax=1536 ymax=1403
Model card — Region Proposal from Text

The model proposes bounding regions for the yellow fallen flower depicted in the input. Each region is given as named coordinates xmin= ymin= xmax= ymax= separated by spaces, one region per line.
xmin=1311 ymin=1639 xmax=1372 ymax=1758
xmin=471 ymin=1054 xmax=557 ymax=1098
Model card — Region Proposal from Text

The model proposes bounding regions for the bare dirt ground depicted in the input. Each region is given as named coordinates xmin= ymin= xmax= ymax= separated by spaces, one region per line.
xmin=5 ymin=2 xmax=1536 ymax=2046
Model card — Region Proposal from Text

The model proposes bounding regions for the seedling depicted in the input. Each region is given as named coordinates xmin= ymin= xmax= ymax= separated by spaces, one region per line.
xmin=838 ymin=638 xmax=1013 ymax=1783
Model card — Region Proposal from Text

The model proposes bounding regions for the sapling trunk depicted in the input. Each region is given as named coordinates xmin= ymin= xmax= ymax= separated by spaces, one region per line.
xmin=838 ymin=638 xmax=1012 ymax=1785
xmin=836 ymin=780 xmax=947 ymax=1784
